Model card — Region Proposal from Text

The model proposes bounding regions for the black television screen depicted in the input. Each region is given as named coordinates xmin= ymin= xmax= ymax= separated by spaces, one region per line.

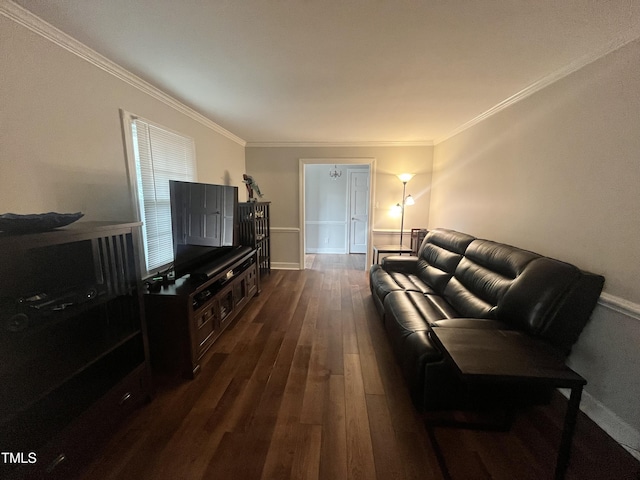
xmin=169 ymin=180 xmax=239 ymax=279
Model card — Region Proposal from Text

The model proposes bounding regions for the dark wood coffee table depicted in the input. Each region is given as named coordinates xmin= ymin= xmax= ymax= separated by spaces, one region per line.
xmin=429 ymin=328 xmax=586 ymax=480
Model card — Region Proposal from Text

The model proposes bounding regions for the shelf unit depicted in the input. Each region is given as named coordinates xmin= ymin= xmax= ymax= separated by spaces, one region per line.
xmin=238 ymin=201 xmax=271 ymax=275
xmin=0 ymin=222 xmax=151 ymax=480
xmin=145 ymin=247 xmax=259 ymax=378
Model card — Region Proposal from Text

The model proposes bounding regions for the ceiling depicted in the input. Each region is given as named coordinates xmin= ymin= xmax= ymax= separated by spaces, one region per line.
xmin=12 ymin=0 xmax=640 ymax=145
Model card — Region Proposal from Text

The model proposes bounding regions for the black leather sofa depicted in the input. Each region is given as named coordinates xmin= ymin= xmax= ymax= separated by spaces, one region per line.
xmin=369 ymin=228 xmax=604 ymax=411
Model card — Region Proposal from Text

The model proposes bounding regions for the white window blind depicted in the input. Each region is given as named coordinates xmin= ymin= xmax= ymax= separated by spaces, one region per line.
xmin=130 ymin=118 xmax=196 ymax=276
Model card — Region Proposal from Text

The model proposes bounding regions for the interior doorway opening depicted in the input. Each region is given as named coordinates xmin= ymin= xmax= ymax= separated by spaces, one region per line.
xmin=299 ymin=158 xmax=375 ymax=270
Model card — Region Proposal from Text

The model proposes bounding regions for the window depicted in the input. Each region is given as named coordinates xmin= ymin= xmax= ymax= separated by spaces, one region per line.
xmin=122 ymin=111 xmax=196 ymax=277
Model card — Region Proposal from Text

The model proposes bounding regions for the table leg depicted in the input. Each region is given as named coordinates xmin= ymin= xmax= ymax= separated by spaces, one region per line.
xmin=554 ymin=385 xmax=583 ymax=480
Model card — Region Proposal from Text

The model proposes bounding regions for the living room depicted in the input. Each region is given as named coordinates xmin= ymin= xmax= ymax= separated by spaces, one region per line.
xmin=2 ymin=1 xmax=639 ymax=478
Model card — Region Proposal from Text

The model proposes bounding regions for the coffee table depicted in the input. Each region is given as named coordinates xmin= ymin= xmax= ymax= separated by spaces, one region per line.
xmin=429 ymin=328 xmax=586 ymax=480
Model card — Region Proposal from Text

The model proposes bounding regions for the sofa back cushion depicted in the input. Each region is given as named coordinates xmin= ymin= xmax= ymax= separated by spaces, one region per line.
xmin=496 ymin=257 xmax=604 ymax=353
xmin=443 ymin=239 xmax=539 ymax=319
xmin=413 ymin=228 xmax=604 ymax=352
xmin=416 ymin=229 xmax=475 ymax=295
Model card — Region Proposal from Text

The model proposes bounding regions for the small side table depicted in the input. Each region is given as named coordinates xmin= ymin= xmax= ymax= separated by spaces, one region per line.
xmin=429 ymin=328 xmax=586 ymax=480
xmin=372 ymin=244 xmax=413 ymax=264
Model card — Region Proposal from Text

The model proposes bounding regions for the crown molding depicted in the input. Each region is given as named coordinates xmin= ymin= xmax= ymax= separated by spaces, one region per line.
xmin=436 ymin=31 xmax=640 ymax=145
xmin=1 ymin=0 xmax=246 ymax=147
xmin=246 ymin=140 xmax=434 ymax=148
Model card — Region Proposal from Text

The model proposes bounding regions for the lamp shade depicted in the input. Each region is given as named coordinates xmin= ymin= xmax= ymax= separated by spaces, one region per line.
xmin=397 ymin=173 xmax=415 ymax=183
xmin=404 ymin=194 xmax=415 ymax=206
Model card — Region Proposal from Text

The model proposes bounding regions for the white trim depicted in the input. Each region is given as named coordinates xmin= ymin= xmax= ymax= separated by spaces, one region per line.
xmin=271 ymin=227 xmax=301 ymax=233
xmin=558 ymin=293 xmax=640 ymax=460
xmin=1 ymin=0 xmax=246 ymax=147
xmin=305 ymin=247 xmax=347 ymax=254
xmin=247 ymin=140 xmax=433 ymax=148
xmin=559 ymin=388 xmax=640 ymax=461
xmin=597 ymin=292 xmax=640 ymax=322
xmin=436 ymin=31 xmax=640 ymax=144
xmin=271 ymin=262 xmax=301 ymax=270
xmin=305 ymin=220 xmax=348 ymax=225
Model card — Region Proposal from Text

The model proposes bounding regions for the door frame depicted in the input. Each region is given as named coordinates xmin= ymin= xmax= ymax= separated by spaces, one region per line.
xmin=299 ymin=158 xmax=376 ymax=270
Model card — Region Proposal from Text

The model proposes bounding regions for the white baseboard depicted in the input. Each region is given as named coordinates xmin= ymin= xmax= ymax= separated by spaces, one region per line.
xmin=561 ymin=291 xmax=640 ymax=461
xmin=305 ymin=247 xmax=346 ymax=254
xmin=271 ymin=262 xmax=301 ymax=270
xmin=559 ymin=388 xmax=640 ymax=461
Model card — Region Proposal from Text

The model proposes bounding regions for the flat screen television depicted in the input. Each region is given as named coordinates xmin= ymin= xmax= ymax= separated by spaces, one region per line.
xmin=169 ymin=180 xmax=239 ymax=280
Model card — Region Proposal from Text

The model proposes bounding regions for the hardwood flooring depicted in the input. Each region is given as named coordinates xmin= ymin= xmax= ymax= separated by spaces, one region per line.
xmin=77 ymin=254 xmax=640 ymax=480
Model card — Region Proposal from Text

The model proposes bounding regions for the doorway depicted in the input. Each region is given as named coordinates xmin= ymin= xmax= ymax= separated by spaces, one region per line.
xmin=299 ymin=158 xmax=375 ymax=269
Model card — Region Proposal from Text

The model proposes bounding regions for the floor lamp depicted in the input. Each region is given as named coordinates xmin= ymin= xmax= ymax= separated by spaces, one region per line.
xmin=396 ymin=173 xmax=415 ymax=246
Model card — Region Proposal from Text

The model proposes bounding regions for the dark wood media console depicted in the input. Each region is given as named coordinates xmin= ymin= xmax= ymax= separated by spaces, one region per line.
xmin=145 ymin=246 xmax=259 ymax=378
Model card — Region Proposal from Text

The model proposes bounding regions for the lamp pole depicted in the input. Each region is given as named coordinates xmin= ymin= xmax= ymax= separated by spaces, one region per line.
xmin=400 ymin=180 xmax=407 ymax=246
xmin=396 ymin=173 xmax=414 ymax=247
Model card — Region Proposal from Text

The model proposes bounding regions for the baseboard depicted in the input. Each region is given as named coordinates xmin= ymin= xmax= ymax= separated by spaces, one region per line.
xmin=271 ymin=262 xmax=301 ymax=270
xmin=559 ymin=388 xmax=640 ymax=461
xmin=305 ymin=247 xmax=346 ymax=254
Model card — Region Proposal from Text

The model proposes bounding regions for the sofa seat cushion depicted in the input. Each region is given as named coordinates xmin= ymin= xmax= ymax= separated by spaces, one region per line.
xmin=369 ymin=265 xmax=436 ymax=308
xmin=431 ymin=318 xmax=512 ymax=329
xmin=385 ymin=291 xmax=459 ymax=328
xmin=389 ymin=272 xmax=435 ymax=295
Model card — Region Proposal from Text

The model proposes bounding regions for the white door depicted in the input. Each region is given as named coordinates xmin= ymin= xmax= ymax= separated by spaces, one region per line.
xmin=349 ymin=170 xmax=369 ymax=253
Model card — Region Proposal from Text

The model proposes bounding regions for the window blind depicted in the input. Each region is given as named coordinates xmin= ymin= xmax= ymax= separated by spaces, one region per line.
xmin=131 ymin=119 xmax=196 ymax=275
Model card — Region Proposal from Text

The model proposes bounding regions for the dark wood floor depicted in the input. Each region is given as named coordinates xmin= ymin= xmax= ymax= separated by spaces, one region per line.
xmin=77 ymin=254 xmax=640 ymax=480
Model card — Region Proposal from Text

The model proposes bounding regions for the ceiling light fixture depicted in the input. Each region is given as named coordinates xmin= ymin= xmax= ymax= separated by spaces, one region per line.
xmin=329 ymin=165 xmax=342 ymax=179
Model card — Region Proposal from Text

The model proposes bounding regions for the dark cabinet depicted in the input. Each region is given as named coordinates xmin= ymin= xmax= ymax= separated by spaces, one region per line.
xmin=0 ymin=222 xmax=151 ymax=479
xmin=238 ymin=202 xmax=271 ymax=275
xmin=145 ymin=248 xmax=258 ymax=378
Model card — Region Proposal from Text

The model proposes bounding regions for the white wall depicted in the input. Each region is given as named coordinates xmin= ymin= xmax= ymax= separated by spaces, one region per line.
xmin=245 ymin=145 xmax=433 ymax=268
xmin=1 ymin=12 xmax=246 ymax=222
xmin=430 ymin=38 xmax=640 ymax=456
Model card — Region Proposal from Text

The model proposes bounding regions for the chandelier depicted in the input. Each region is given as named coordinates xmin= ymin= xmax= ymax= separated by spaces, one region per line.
xmin=329 ymin=164 xmax=342 ymax=179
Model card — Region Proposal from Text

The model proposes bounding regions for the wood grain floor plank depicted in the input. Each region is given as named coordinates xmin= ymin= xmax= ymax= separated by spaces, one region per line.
xmin=291 ymin=423 xmax=322 ymax=480
xmin=365 ymin=393 xmax=408 ymax=480
xmin=300 ymin=323 xmax=330 ymax=425
xmin=344 ymin=353 xmax=377 ymax=480
xmin=298 ymin=294 xmax=320 ymax=347
xmin=261 ymin=344 xmax=313 ymax=478
xmin=319 ymin=374 xmax=348 ymax=480
xmin=341 ymin=308 xmax=359 ymax=355
xmin=395 ymin=429 xmax=445 ymax=480
xmin=351 ymin=283 xmax=385 ymax=395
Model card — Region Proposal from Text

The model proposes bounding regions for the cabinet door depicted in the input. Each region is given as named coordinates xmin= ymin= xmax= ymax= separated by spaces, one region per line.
xmin=218 ymin=285 xmax=235 ymax=330
xmin=233 ymin=275 xmax=247 ymax=306
xmin=247 ymin=265 xmax=257 ymax=297
xmin=194 ymin=304 xmax=217 ymax=354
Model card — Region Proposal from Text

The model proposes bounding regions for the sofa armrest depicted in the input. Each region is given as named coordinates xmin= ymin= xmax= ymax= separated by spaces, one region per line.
xmin=380 ymin=255 xmax=418 ymax=274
